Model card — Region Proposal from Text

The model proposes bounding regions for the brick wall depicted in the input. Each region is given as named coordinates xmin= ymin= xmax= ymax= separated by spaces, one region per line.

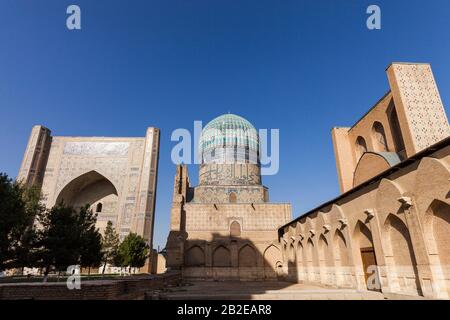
xmin=0 ymin=273 xmax=181 ymax=300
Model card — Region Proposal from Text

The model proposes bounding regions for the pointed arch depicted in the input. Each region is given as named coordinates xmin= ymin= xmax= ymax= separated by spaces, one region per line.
xmin=353 ymin=220 xmax=380 ymax=291
xmin=334 ymin=229 xmax=349 ymax=266
xmin=384 ymin=214 xmax=422 ymax=295
xmin=55 ymin=170 xmax=118 ymax=206
xmin=387 ymin=100 xmax=405 ymax=154
xmin=425 ymin=200 xmax=450 ymax=265
xmin=213 ymin=245 xmax=231 ymax=267
xmin=355 ymin=136 xmax=368 ymax=160
xmin=423 ymin=200 xmax=450 ymax=297
xmin=306 ymin=238 xmax=319 ymax=281
xmin=230 ymin=221 xmax=241 ymax=237
xmin=353 ymin=220 xmax=374 ymax=249
xmin=318 ymin=234 xmax=332 ymax=266
xmin=372 ymin=121 xmax=388 ymax=152
xmin=289 ymin=243 xmax=296 ymax=263
xmin=238 ymin=244 xmax=257 ymax=267
xmin=376 ymin=179 xmax=404 ymax=222
xmin=185 ymin=245 xmax=205 ymax=267
xmin=296 ymin=241 xmax=304 ymax=266
xmin=263 ymin=245 xmax=282 ymax=279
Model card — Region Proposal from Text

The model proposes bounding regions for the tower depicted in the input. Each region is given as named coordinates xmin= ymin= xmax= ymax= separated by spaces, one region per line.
xmin=332 ymin=63 xmax=450 ymax=193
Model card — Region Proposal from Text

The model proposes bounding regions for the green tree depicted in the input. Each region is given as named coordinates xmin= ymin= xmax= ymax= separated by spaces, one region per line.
xmin=117 ymin=233 xmax=149 ymax=273
xmin=101 ymin=220 xmax=120 ymax=275
xmin=38 ymin=204 xmax=81 ymax=277
xmin=10 ymin=184 xmax=44 ymax=273
xmin=78 ymin=205 xmax=103 ymax=275
xmin=37 ymin=203 xmax=103 ymax=279
xmin=0 ymin=173 xmax=37 ymax=271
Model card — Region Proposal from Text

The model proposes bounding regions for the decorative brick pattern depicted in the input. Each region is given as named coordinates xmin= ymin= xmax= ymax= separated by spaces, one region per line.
xmin=392 ymin=64 xmax=450 ymax=151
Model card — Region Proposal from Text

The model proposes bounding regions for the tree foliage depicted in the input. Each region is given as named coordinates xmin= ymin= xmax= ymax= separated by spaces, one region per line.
xmin=117 ymin=233 xmax=149 ymax=271
xmin=0 ymin=173 xmax=42 ymax=271
xmin=78 ymin=205 xmax=103 ymax=272
xmin=38 ymin=204 xmax=82 ymax=272
xmin=0 ymin=172 xmax=148 ymax=276
xmin=37 ymin=203 xmax=103 ymax=274
xmin=101 ymin=220 xmax=120 ymax=274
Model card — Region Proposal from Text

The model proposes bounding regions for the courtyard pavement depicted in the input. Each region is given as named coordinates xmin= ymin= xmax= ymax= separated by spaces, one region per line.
xmin=160 ymin=281 xmax=389 ymax=300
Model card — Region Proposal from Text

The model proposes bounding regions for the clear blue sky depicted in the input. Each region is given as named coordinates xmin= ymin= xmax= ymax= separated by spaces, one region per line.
xmin=1 ymin=0 xmax=449 ymax=249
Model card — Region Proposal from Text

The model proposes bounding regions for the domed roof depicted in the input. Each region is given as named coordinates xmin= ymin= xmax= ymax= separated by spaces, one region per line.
xmin=203 ymin=113 xmax=256 ymax=132
xmin=199 ymin=114 xmax=259 ymax=164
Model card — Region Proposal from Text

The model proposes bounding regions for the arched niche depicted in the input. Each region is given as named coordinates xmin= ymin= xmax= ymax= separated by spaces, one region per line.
xmin=372 ymin=121 xmax=389 ymax=152
xmin=213 ymin=246 xmax=231 ymax=267
xmin=238 ymin=244 xmax=257 ymax=267
xmin=185 ymin=246 xmax=205 ymax=267
xmin=230 ymin=221 xmax=241 ymax=237
xmin=55 ymin=170 xmax=118 ymax=209
xmin=383 ymin=214 xmax=422 ymax=295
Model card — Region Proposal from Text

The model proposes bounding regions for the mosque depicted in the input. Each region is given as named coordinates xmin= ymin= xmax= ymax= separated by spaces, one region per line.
xmin=165 ymin=62 xmax=450 ymax=299
xmin=17 ymin=62 xmax=450 ymax=299
xmin=165 ymin=114 xmax=292 ymax=280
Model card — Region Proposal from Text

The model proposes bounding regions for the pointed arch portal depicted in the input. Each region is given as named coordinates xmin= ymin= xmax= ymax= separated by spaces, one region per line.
xmin=55 ymin=170 xmax=119 ymax=209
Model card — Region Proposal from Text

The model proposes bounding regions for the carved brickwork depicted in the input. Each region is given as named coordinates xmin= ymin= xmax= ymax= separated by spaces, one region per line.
xmin=199 ymin=163 xmax=261 ymax=186
xmin=63 ymin=141 xmax=129 ymax=156
xmin=192 ymin=185 xmax=265 ymax=204
xmin=389 ymin=63 xmax=450 ymax=152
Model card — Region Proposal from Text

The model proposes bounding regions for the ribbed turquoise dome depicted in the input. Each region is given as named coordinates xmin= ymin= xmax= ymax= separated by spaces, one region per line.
xmin=199 ymin=114 xmax=259 ymax=164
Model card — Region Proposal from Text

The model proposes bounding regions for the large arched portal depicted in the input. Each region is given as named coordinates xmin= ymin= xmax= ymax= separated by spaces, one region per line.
xmin=55 ymin=171 xmax=119 ymax=233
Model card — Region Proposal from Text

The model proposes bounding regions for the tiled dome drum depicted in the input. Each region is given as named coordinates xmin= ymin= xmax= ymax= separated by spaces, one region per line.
xmin=198 ymin=114 xmax=262 ymax=186
xmin=199 ymin=114 xmax=259 ymax=164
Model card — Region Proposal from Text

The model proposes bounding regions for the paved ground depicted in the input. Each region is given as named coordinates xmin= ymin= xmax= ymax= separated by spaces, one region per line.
xmin=160 ymin=281 xmax=388 ymax=300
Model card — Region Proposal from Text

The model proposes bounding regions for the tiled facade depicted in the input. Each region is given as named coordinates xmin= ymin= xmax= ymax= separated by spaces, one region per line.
xmin=18 ymin=127 xmax=160 ymax=250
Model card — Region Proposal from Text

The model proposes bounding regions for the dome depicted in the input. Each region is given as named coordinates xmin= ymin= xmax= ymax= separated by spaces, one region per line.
xmin=199 ymin=114 xmax=259 ymax=164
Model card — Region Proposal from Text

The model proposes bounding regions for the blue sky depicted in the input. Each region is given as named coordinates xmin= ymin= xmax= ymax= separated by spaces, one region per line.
xmin=1 ymin=0 xmax=449 ymax=249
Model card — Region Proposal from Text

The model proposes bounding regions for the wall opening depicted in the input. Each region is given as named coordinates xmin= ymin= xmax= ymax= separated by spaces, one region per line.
xmin=355 ymin=136 xmax=367 ymax=161
xmin=230 ymin=221 xmax=241 ymax=237
xmin=372 ymin=121 xmax=389 ymax=152
xmin=387 ymin=101 xmax=406 ymax=156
